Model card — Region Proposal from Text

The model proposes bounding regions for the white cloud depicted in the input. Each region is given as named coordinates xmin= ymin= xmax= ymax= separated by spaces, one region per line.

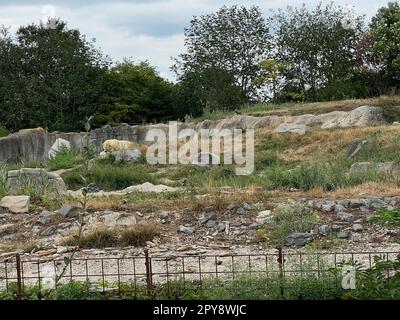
xmin=0 ymin=0 xmax=390 ymax=80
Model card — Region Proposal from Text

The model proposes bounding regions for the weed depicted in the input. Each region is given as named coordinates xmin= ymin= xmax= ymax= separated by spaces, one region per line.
xmin=63 ymin=228 xmax=119 ymax=249
xmin=120 ymin=223 xmax=158 ymax=247
xmin=368 ymin=209 xmax=400 ymax=227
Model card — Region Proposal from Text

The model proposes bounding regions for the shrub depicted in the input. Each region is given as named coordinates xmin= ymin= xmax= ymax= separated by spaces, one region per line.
xmin=0 ymin=125 xmax=8 ymax=138
xmin=0 ymin=162 xmax=9 ymax=198
xmin=46 ymin=146 xmax=85 ymax=171
xmin=63 ymin=228 xmax=118 ymax=249
xmin=62 ymin=163 xmax=156 ymax=191
xmin=120 ymin=223 xmax=158 ymax=247
xmin=262 ymin=204 xmax=319 ymax=246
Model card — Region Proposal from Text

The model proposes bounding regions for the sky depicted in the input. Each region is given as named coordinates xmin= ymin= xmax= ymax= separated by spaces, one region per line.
xmin=0 ymin=0 xmax=391 ymax=80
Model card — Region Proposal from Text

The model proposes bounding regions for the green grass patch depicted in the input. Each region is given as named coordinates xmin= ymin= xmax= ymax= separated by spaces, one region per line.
xmin=368 ymin=209 xmax=400 ymax=227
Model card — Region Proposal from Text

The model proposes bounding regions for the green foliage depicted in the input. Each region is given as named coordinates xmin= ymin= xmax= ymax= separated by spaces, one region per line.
xmin=370 ymin=2 xmax=400 ymax=86
xmin=0 ymin=21 xmax=109 ymax=132
xmin=62 ymin=162 xmax=156 ymax=191
xmin=94 ymin=60 xmax=176 ymax=126
xmin=263 ymin=156 xmax=385 ymax=191
xmin=173 ymin=5 xmax=271 ymax=114
xmin=262 ymin=204 xmax=319 ymax=246
xmin=63 ymin=229 xmax=119 ymax=249
xmin=0 ymin=125 xmax=8 ymax=137
xmin=273 ymin=3 xmax=364 ymax=101
xmin=368 ymin=209 xmax=400 ymax=227
xmin=46 ymin=146 xmax=85 ymax=171
xmin=0 ymin=162 xmax=8 ymax=198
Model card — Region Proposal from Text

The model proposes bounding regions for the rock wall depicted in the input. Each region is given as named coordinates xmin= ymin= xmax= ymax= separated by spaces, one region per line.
xmin=0 ymin=105 xmax=387 ymax=164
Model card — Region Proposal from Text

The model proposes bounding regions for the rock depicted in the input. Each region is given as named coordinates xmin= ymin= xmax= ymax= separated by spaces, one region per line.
xmin=350 ymin=162 xmax=400 ymax=175
xmin=158 ymin=211 xmax=170 ymax=220
xmin=337 ymin=230 xmax=351 ymax=239
xmin=200 ymin=211 xmax=217 ymax=224
xmin=0 ymin=224 xmax=15 ymax=235
xmin=58 ymin=222 xmax=72 ymax=230
xmin=113 ymin=149 xmax=142 ymax=164
xmin=103 ymin=211 xmax=137 ymax=228
xmin=86 ymin=183 xmax=101 ymax=194
xmin=179 ymin=225 xmax=194 ymax=234
xmin=256 ymin=210 xmax=274 ymax=225
xmin=321 ymin=200 xmax=336 ymax=212
xmin=321 ymin=106 xmax=384 ymax=129
xmin=57 ymin=204 xmax=83 ymax=218
xmin=48 ymin=138 xmax=71 ymax=158
xmin=217 ymin=223 xmax=226 ymax=233
xmin=124 ymin=183 xmax=180 ymax=194
xmin=347 ymin=139 xmax=368 ymax=159
xmin=331 ymin=224 xmax=341 ymax=232
xmin=352 ymin=224 xmax=363 ymax=232
xmin=274 ymin=123 xmax=307 ymax=135
xmin=285 ymin=232 xmax=313 ymax=247
xmin=35 ymin=211 xmax=57 ymax=225
xmin=227 ymin=204 xmax=236 ymax=211
xmin=205 ymin=220 xmax=217 ymax=228
xmin=318 ymin=225 xmax=331 ymax=236
xmin=337 ymin=211 xmax=353 ymax=221
xmin=236 ymin=207 xmax=246 ymax=215
xmin=7 ymin=168 xmax=67 ymax=194
xmin=0 ymin=195 xmax=30 ymax=213
xmin=242 ymin=202 xmax=252 ymax=211
xmin=40 ymin=226 xmax=56 ymax=237
xmin=249 ymin=223 xmax=261 ymax=230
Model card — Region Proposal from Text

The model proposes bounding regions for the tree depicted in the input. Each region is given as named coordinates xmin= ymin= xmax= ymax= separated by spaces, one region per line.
xmin=94 ymin=60 xmax=176 ymax=126
xmin=370 ymin=1 xmax=400 ymax=86
xmin=173 ymin=5 xmax=271 ymax=111
xmin=0 ymin=20 xmax=109 ymax=132
xmin=272 ymin=3 xmax=364 ymax=100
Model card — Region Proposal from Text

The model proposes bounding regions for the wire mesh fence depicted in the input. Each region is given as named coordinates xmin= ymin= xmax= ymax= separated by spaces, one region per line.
xmin=1 ymin=249 xmax=399 ymax=299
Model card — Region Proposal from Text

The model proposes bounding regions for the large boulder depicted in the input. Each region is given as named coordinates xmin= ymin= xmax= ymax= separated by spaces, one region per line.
xmin=350 ymin=161 xmax=400 ymax=175
xmin=7 ymin=168 xmax=67 ymax=194
xmin=274 ymin=123 xmax=307 ymax=135
xmin=103 ymin=211 xmax=137 ymax=228
xmin=48 ymin=138 xmax=71 ymax=158
xmin=0 ymin=195 xmax=30 ymax=213
xmin=321 ymin=106 xmax=384 ymax=129
xmin=285 ymin=232 xmax=314 ymax=247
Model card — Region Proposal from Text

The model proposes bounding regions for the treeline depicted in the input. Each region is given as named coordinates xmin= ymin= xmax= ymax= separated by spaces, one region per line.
xmin=1 ymin=2 xmax=400 ymax=133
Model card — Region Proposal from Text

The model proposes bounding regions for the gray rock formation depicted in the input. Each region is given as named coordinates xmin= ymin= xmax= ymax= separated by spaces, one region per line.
xmin=0 ymin=195 xmax=30 ymax=213
xmin=7 ymin=168 xmax=67 ymax=194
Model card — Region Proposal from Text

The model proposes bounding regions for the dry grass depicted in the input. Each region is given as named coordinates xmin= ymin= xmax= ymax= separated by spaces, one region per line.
xmin=120 ymin=223 xmax=158 ymax=247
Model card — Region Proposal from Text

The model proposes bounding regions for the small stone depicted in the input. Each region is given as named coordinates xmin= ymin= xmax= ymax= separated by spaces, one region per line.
xmin=159 ymin=211 xmax=169 ymax=220
xmin=0 ymin=195 xmax=30 ymax=214
xmin=321 ymin=203 xmax=335 ymax=212
xmin=337 ymin=230 xmax=351 ymax=239
xmin=227 ymin=204 xmax=236 ymax=211
xmin=318 ymin=225 xmax=331 ymax=236
xmin=352 ymin=224 xmax=363 ymax=232
xmin=249 ymin=223 xmax=261 ymax=230
xmin=179 ymin=225 xmax=194 ymax=234
xmin=217 ymin=223 xmax=226 ymax=233
xmin=337 ymin=211 xmax=353 ymax=221
xmin=40 ymin=226 xmax=56 ymax=237
xmin=285 ymin=232 xmax=313 ymax=247
xmin=331 ymin=224 xmax=341 ymax=232
xmin=236 ymin=207 xmax=246 ymax=215
xmin=256 ymin=210 xmax=274 ymax=225
xmin=58 ymin=222 xmax=72 ymax=230
xmin=57 ymin=204 xmax=83 ymax=218
xmin=242 ymin=202 xmax=252 ymax=211
xmin=200 ymin=211 xmax=217 ymax=224
xmin=205 ymin=220 xmax=216 ymax=228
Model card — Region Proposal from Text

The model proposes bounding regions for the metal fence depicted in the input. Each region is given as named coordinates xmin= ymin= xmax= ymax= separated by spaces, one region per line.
xmin=1 ymin=249 xmax=399 ymax=299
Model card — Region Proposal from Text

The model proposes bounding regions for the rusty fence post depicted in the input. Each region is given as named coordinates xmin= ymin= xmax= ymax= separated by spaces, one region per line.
xmin=277 ymin=247 xmax=285 ymax=300
xmin=15 ymin=253 xmax=22 ymax=300
xmin=144 ymin=248 xmax=153 ymax=297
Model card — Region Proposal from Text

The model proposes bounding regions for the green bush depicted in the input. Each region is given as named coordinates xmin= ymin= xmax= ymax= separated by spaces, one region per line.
xmin=63 ymin=229 xmax=119 ymax=249
xmin=46 ymin=146 xmax=86 ymax=171
xmin=0 ymin=125 xmax=8 ymax=138
xmin=62 ymin=163 xmax=156 ymax=191
xmin=262 ymin=204 xmax=319 ymax=246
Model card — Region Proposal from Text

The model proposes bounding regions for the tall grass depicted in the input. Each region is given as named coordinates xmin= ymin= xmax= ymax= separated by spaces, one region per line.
xmin=62 ymin=162 xmax=157 ymax=191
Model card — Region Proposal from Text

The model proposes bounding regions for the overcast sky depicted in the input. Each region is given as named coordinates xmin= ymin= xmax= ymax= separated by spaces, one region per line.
xmin=0 ymin=0 xmax=391 ymax=80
